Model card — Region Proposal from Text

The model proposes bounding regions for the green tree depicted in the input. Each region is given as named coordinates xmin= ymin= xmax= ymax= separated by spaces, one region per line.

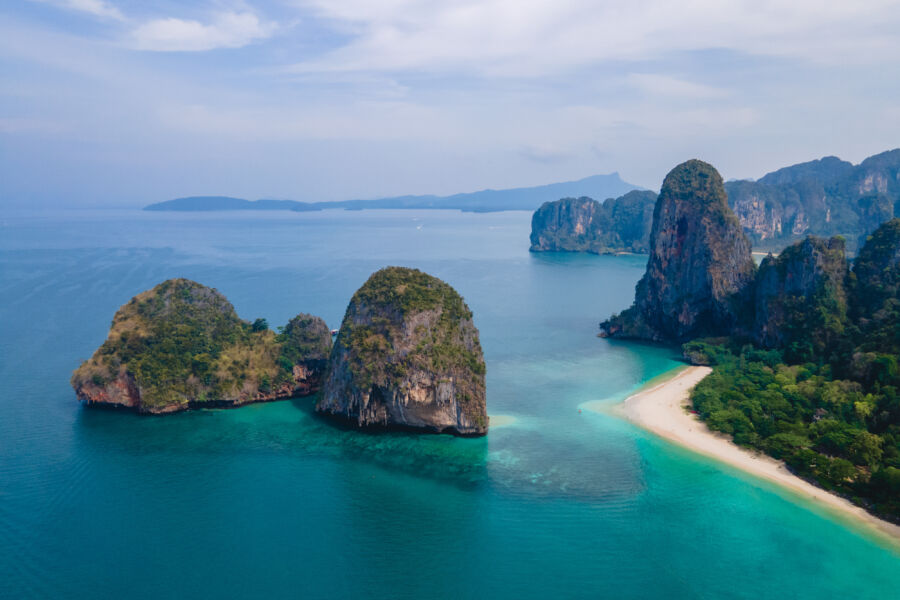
xmin=848 ymin=431 xmax=883 ymax=466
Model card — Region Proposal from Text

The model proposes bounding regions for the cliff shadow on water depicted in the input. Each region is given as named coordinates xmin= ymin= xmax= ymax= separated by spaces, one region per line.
xmin=71 ymin=387 xmax=653 ymax=503
xmin=72 ymin=395 xmax=490 ymax=491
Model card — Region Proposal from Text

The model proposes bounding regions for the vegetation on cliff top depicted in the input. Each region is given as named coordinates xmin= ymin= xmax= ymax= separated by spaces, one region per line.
xmin=72 ymin=279 xmax=329 ymax=410
xmin=332 ymin=267 xmax=486 ymax=419
xmin=754 ymin=236 xmax=848 ymax=363
xmin=849 ymin=218 xmax=900 ymax=327
xmin=277 ymin=313 xmax=332 ymax=369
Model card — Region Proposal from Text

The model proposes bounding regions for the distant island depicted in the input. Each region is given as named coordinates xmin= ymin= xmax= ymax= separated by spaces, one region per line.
xmin=599 ymin=158 xmax=900 ymax=526
xmin=143 ymin=173 xmax=638 ymax=213
xmin=530 ymin=148 xmax=900 ymax=256
xmin=529 ymin=191 xmax=656 ymax=254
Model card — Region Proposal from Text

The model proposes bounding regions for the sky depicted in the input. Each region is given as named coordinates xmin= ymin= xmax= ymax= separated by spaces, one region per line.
xmin=2 ymin=1 xmax=900 ymax=208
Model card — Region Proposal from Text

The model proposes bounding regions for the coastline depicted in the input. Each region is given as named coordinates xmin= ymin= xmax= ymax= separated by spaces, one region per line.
xmin=608 ymin=365 xmax=900 ymax=546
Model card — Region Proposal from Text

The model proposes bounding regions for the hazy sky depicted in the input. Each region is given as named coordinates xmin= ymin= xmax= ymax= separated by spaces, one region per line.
xmin=2 ymin=1 xmax=900 ymax=207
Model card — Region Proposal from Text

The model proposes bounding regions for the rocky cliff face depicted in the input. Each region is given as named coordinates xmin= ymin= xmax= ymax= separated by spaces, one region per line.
xmin=726 ymin=149 xmax=900 ymax=251
xmin=603 ymin=190 xmax=657 ymax=252
xmin=318 ymin=267 xmax=487 ymax=436
xmin=853 ymin=150 xmax=900 ymax=197
xmin=754 ymin=236 xmax=848 ymax=351
xmin=600 ymin=160 xmax=756 ymax=342
xmin=530 ymin=197 xmax=603 ymax=252
xmin=529 ymin=191 xmax=656 ymax=254
xmin=71 ymin=279 xmax=331 ymax=413
xmin=525 ymin=150 xmax=900 ymax=257
xmin=726 ymin=180 xmax=820 ymax=242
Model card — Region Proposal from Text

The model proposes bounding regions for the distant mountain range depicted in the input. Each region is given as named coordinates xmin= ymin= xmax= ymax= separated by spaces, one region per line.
xmin=143 ymin=173 xmax=639 ymax=213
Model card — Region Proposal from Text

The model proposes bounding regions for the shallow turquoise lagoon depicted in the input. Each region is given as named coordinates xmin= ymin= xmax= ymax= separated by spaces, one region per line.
xmin=0 ymin=209 xmax=898 ymax=598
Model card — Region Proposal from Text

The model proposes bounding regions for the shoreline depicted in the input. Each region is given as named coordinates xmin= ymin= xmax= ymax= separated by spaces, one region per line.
xmin=609 ymin=366 xmax=900 ymax=546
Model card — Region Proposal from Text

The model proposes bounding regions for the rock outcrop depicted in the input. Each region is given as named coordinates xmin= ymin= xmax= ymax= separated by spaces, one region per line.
xmin=318 ymin=267 xmax=487 ymax=436
xmin=754 ymin=236 xmax=848 ymax=352
xmin=278 ymin=312 xmax=333 ymax=386
xmin=600 ymin=160 xmax=756 ymax=342
xmin=71 ymin=278 xmax=331 ymax=413
xmin=529 ymin=191 xmax=656 ymax=254
xmin=522 ymin=150 xmax=900 ymax=258
xmin=850 ymin=218 xmax=900 ymax=326
xmin=726 ymin=179 xmax=823 ymax=242
xmin=757 ymin=155 xmax=855 ymax=187
xmin=846 ymin=219 xmax=900 ymax=379
xmin=725 ymin=149 xmax=900 ymax=251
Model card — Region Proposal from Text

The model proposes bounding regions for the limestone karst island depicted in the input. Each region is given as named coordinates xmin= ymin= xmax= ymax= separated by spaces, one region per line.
xmin=8 ymin=2 xmax=900 ymax=597
xmin=596 ymin=158 xmax=900 ymax=528
xmin=318 ymin=267 xmax=487 ymax=436
xmin=71 ymin=270 xmax=488 ymax=436
xmin=71 ymin=279 xmax=332 ymax=412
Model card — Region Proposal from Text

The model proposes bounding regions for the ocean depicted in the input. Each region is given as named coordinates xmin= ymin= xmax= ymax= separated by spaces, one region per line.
xmin=0 ymin=208 xmax=898 ymax=598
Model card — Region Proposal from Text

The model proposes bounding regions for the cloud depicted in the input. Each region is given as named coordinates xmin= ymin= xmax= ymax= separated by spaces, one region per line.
xmin=518 ymin=145 xmax=573 ymax=164
xmin=35 ymin=0 xmax=124 ymax=21
xmin=130 ymin=11 xmax=275 ymax=51
xmin=288 ymin=0 xmax=900 ymax=76
xmin=153 ymin=100 xmax=462 ymax=142
xmin=627 ymin=74 xmax=730 ymax=99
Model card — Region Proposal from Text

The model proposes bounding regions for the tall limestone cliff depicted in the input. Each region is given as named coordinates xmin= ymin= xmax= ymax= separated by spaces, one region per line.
xmin=529 ymin=191 xmax=656 ymax=254
xmin=71 ymin=279 xmax=331 ymax=413
xmin=600 ymin=160 xmax=756 ymax=342
xmin=754 ymin=236 xmax=848 ymax=359
xmin=317 ymin=267 xmax=487 ymax=436
xmin=725 ymin=179 xmax=825 ymax=242
xmin=726 ymin=149 xmax=900 ymax=250
xmin=527 ymin=149 xmax=900 ymax=257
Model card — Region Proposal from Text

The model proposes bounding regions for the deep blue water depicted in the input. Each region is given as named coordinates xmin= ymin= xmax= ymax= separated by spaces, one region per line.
xmin=0 ymin=209 xmax=898 ymax=599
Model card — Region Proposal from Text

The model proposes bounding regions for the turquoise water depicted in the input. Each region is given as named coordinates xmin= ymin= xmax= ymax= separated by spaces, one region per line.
xmin=0 ymin=209 xmax=898 ymax=598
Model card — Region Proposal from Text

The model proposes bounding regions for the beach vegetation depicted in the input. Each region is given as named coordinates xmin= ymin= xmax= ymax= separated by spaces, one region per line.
xmin=686 ymin=219 xmax=900 ymax=522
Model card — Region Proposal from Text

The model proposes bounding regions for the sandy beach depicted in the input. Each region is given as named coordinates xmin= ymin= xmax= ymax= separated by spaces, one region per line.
xmin=613 ymin=366 xmax=900 ymax=545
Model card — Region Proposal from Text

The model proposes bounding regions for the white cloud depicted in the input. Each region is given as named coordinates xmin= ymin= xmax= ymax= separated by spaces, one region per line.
xmin=154 ymin=100 xmax=459 ymax=141
xmin=627 ymin=74 xmax=730 ymax=99
xmin=35 ymin=0 xmax=125 ymax=21
xmin=518 ymin=144 xmax=573 ymax=164
xmin=288 ymin=0 xmax=900 ymax=76
xmin=131 ymin=11 xmax=275 ymax=52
